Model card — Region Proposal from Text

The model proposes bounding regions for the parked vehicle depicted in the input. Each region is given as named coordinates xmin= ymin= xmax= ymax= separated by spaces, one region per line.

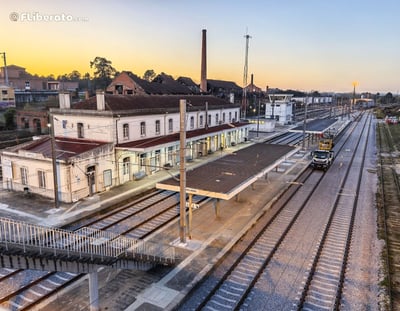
xmin=310 ymin=136 xmax=335 ymax=171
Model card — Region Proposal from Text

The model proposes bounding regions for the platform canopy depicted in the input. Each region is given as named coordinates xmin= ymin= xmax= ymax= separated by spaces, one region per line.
xmin=156 ymin=143 xmax=297 ymax=200
xmin=289 ymin=118 xmax=338 ymax=135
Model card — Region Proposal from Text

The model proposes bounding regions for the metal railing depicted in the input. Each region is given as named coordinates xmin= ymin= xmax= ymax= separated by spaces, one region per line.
xmin=0 ymin=217 xmax=175 ymax=265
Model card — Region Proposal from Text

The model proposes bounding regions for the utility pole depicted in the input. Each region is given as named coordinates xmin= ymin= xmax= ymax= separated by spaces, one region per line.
xmin=49 ymin=115 xmax=59 ymax=209
xmin=0 ymin=52 xmax=8 ymax=85
xmin=256 ymin=95 xmax=260 ymax=137
xmin=179 ymin=99 xmax=187 ymax=243
xmin=302 ymin=95 xmax=308 ymax=150
xmin=242 ymin=32 xmax=251 ymax=119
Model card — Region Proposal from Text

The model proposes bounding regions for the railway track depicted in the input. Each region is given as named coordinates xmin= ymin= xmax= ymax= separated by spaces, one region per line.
xmin=177 ymin=112 xmax=373 ymax=310
xmin=377 ymin=121 xmax=400 ymax=310
xmin=296 ymin=113 xmax=372 ymax=310
xmin=0 ymin=115 xmax=357 ymax=310
xmin=0 ymin=189 xmax=208 ymax=310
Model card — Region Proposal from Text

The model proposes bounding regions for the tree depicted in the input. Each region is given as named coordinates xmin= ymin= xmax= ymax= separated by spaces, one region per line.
xmin=90 ymin=56 xmax=117 ymax=90
xmin=57 ymin=74 xmax=69 ymax=81
xmin=68 ymin=70 xmax=81 ymax=81
xmin=4 ymin=108 xmax=16 ymax=130
xmin=143 ymin=69 xmax=156 ymax=81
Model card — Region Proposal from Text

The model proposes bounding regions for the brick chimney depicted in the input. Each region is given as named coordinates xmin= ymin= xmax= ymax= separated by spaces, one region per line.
xmin=96 ymin=90 xmax=105 ymax=111
xmin=59 ymin=92 xmax=71 ymax=109
xmin=200 ymin=29 xmax=207 ymax=93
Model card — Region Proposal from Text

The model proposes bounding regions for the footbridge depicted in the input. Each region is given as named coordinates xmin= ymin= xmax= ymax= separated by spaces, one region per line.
xmin=0 ymin=217 xmax=176 ymax=273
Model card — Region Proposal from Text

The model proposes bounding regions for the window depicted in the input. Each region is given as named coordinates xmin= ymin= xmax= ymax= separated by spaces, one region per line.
xmin=215 ymin=114 xmax=219 ymax=124
xmin=222 ymin=113 xmax=226 ymax=123
xmin=167 ymin=146 xmax=173 ymax=162
xmin=234 ymin=111 xmax=238 ymax=122
xmin=77 ymin=122 xmax=84 ymax=138
xmin=190 ymin=116 xmax=194 ymax=129
xmin=22 ymin=118 xmax=29 ymax=129
xmin=139 ymin=153 xmax=146 ymax=169
xmin=123 ymin=123 xmax=129 ymax=140
xmin=208 ymin=115 xmax=212 ymax=126
xmin=140 ymin=121 xmax=146 ymax=136
xmin=229 ymin=112 xmax=232 ymax=122
xmin=155 ymin=120 xmax=160 ymax=135
xmin=168 ymin=118 xmax=173 ymax=133
xmin=103 ymin=170 xmax=112 ymax=187
xmin=199 ymin=115 xmax=204 ymax=127
xmin=62 ymin=120 xmax=67 ymax=129
xmin=115 ymin=85 xmax=123 ymax=94
xmin=20 ymin=167 xmax=28 ymax=185
xmin=38 ymin=170 xmax=46 ymax=188
xmin=122 ymin=157 xmax=130 ymax=175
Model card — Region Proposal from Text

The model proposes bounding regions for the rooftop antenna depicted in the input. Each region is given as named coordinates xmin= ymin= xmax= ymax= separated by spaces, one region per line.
xmin=0 ymin=52 xmax=8 ymax=85
xmin=242 ymin=30 xmax=251 ymax=119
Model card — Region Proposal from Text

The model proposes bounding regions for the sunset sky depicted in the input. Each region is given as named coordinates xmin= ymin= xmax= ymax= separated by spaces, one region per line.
xmin=1 ymin=0 xmax=399 ymax=94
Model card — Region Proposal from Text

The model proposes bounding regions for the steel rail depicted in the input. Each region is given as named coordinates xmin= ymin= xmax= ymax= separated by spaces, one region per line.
xmin=296 ymin=112 xmax=372 ymax=310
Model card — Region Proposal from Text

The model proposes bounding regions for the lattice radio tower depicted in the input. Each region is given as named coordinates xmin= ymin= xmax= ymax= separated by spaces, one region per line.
xmin=242 ymin=32 xmax=251 ymax=119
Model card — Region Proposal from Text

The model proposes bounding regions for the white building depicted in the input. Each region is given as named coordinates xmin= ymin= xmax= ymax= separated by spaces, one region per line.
xmin=265 ymin=94 xmax=294 ymax=125
xmin=1 ymin=92 xmax=251 ymax=203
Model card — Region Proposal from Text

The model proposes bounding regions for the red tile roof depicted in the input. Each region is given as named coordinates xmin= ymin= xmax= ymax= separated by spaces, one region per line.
xmin=116 ymin=122 xmax=249 ymax=150
xmin=71 ymin=94 xmax=238 ymax=113
xmin=20 ymin=136 xmax=110 ymax=161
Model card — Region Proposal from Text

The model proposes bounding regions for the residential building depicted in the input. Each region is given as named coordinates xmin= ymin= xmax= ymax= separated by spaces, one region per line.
xmin=106 ymin=71 xmax=243 ymax=104
xmin=16 ymin=109 xmax=49 ymax=135
xmin=0 ymin=65 xmax=78 ymax=92
xmin=106 ymin=71 xmax=195 ymax=95
xmin=207 ymin=79 xmax=242 ymax=103
xmin=0 ymin=84 xmax=15 ymax=109
xmin=1 ymin=92 xmax=250 ymax=203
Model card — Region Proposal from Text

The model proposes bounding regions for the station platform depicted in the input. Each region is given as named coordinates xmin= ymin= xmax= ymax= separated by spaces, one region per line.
xmin=127 ymin=151 xmax=309 ymax=311
xmin=0 ymin=128 xmax=312 ymax=310
xmin=0 ymin=129 xmax=291 ymax=228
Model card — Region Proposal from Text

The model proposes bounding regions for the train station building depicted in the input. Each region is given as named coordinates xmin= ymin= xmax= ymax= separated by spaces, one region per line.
xmin=1 ymin=92 xmax=252 ymax=203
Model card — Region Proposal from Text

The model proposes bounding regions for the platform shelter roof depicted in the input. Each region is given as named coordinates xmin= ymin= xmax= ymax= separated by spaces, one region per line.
xmin=289 ymin=118 xmax=338 ymax=135
xmin=156 ymin=143 xmax=297 ymax=200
